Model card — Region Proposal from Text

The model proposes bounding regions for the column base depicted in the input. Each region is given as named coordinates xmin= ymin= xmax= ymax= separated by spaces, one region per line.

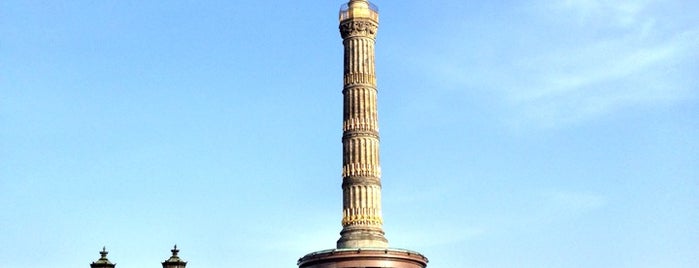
xmin=337 ymin=226 xmax=388 ymax=248
xmin=298 ymin=248 xmax=428 ymax=268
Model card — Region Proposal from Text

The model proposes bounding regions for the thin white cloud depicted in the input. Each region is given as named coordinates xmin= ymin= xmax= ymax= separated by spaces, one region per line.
xmin=559 ymin=0 xmax=651 ymax=27
xmin=510 ymin=33 xmax=681 ymax=103
xmin=496 ymin=190 xmax=609 ymax=230
xmin=265 ymin=216 xmax=339 ymax=252
xmin=406 ymin=0 xmax=699 ymax=129
xmin=499 ymin=190 xmax=607 ymax=230
xmin=508 ymin=28 xmax=698 ymax=128
xmin=544 ymin=190 xmax=607 ymax=212
xmin=416 ymin=1 xmax=698 ymax=129
xmin=390 ymin=224 xmax=487 ymax=248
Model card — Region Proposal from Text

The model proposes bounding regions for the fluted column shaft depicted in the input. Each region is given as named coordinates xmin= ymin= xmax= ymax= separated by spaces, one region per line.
xmin=337 ymin=2 xmax=387 ymax=248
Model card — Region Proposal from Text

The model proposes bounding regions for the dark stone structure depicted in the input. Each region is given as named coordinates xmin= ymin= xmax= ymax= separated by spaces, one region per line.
xmin=90 ymin=247 xmax=116 ymax=268
xmin=89 ymin=246 xmax=187 ymax=268
xmin=162 ymin=245 xmax=187 ymax=268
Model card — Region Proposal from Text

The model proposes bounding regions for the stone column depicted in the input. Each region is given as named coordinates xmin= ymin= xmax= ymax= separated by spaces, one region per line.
xmin=337 ymin=0 xmax=387 ymax=249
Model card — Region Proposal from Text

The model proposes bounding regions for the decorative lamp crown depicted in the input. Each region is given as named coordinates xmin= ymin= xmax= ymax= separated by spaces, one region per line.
xmin=90 ymin=247 xmax=115 ymax=268
xmin=162 ymin=245 xmax=187 ymax=268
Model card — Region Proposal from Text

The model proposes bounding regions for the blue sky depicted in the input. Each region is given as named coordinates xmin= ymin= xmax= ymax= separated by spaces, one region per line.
xmin=1 ymin=1 xmax=697 ymax=267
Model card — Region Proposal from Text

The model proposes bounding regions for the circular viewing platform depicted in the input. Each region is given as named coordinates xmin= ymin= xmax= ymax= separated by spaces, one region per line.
xmin=339 ymin=1 xmax=379 ymax=22
xmin=298 ymin=248 xmax=428 ymax=268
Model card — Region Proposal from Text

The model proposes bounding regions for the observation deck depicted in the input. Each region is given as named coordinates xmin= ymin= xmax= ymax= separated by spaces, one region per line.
xmin=339 ymin=1 xmax=379 ymax=22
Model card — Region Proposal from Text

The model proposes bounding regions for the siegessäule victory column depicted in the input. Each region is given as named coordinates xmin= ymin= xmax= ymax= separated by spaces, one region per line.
xmin=297 ymin=1 xmax=429 ymax=267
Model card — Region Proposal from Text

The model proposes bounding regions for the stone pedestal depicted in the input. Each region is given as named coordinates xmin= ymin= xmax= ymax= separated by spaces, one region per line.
xmin=298 ymin=248 xmax=428 ymax=268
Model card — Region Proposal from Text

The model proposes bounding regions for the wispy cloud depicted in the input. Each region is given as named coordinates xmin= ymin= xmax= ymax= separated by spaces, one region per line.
xmin=421 ymin=1 xmax=698 ymax=129
xmin=504 ymin=190 xmax=607 ymax=229
xmin=559 ymin=0 xmax=651 ymax=27
xmin=506 ymin=1 xmax=699 ymax=128
xmin=543 ymin=190 xmax=607 ymax=212
xmin=508 ymin=28 xmax=698 ymax=128
xmin=390 ymin=224 xmax=487 ymax=248
xmin=266 ymin=220 xmax=338 ymax=252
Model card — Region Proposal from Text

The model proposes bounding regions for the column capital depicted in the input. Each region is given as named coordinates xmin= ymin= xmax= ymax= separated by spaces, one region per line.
xmin=340 ymin=20 xmax=378 ymax=39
